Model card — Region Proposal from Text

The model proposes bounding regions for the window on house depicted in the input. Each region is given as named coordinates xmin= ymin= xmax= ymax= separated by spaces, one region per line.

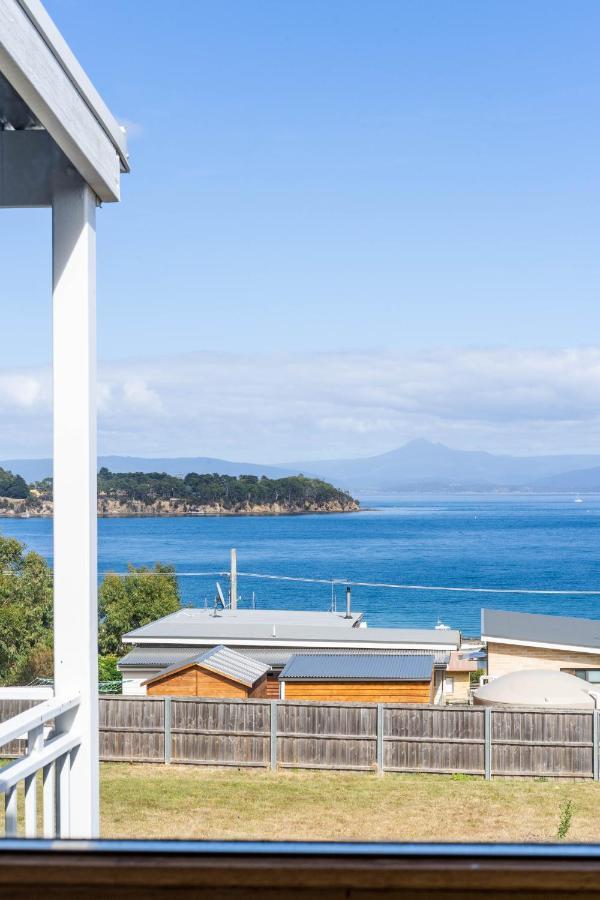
xmin=570 ymin=669 xmax=600 ymax=684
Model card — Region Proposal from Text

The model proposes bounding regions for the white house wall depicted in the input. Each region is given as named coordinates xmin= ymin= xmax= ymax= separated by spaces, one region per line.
xmin=121 ymin=668 xmax=158 ymax=696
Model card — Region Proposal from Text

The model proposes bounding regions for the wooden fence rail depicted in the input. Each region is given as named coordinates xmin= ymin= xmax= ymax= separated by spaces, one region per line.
xmin=2 ymin=696 xmax=599 ymax=779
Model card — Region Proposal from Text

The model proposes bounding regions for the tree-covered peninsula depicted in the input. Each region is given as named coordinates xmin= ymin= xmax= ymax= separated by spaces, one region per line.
xmin=0 ymin=468 xmax=359 ymax=517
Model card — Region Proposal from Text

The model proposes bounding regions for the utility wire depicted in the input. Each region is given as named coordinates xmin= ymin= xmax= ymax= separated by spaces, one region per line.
xmin=92 ymin=569 xmax=600 ymax=596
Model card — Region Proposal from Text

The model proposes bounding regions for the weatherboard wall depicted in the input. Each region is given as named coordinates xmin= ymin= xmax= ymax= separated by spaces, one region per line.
xmin=146 ymin=664 xmax=268 ymax=699
xmin=281 ymin=679 xmax=433 ymax=703
xmin=487 ymin=642 xmax=600 ymax=678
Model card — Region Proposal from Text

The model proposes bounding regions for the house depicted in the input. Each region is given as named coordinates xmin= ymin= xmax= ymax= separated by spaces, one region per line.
xmin=143 ymin=645 xmax=269 ymax=699
xmin=482 ymin=608 xmax=600 ymax=682
xmin=279 ymin=654 xmax=435 ymax=703
xmin=442 ymin=651 xmax=479 ymax=703
xmin=118 ymin=607 xmax=460 ymax=701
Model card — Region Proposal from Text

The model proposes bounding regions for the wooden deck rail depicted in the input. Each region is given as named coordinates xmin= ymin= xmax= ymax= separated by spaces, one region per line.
xmin=0 ymin=840 xmax=599 ymax=898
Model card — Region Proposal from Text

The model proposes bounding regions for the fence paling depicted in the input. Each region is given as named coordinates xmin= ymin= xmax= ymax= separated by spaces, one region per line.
xmin=3 ymin=696 xmax=599 ymax=780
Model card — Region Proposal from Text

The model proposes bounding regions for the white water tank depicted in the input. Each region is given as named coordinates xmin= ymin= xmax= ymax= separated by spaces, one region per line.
xmin=473 ymin=669 xmax=596 ymax=709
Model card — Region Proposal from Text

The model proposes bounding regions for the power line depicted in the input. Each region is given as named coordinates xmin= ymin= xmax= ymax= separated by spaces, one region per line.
xmin=93 ymin=569 xmax=600 ymax=596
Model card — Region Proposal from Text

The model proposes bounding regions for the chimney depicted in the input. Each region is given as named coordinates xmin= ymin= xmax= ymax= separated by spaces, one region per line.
xmin=345 ymin=585 xmax=352 ymax=619
xmin=230 ymin=548 xmax=237 ymax=610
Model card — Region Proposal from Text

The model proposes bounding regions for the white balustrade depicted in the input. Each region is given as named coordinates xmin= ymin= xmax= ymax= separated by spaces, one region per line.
xmin=0 ymin=692 xmax=81 ymax=838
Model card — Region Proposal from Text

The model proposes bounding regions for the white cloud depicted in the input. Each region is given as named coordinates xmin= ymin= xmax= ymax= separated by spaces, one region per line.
xmin=3 ymin=347 xmax=600 ymax=459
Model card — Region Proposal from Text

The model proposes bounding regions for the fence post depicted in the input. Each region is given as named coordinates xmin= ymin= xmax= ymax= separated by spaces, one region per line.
xmin=376 ymin=704 xmax=384 ymax=775
xmin=594 ymin=710 xmax=599 ymax=782
xmin=164 ymin=697 xmax=172 ymax=765
xmin=484 ymin=707 xmax=492 ymax=780
xmin=270 ymin=700 xmax=278 ymax=771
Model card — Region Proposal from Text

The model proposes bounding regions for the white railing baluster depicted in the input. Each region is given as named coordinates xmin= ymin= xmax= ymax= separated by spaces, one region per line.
xmin=0 ymin=692 xmax=80 ymax=839
xmin=4 ymin=785 xmax=17 ymax=837
xmin=42 ymin=763 xmax=55 ymax=839
xmin=56 ymin=752 xmax=71 ymax=838
xmin=25 ymin=724 xmax=44 ymax=838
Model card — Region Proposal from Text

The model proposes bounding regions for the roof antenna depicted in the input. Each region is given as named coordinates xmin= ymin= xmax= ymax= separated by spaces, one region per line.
xmin=213 ymin=582 xmax=226 ymax=616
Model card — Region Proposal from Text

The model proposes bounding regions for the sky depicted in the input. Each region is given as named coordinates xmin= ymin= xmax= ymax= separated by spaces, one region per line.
xmin=1 ymin=1 xmax=600 ymax=460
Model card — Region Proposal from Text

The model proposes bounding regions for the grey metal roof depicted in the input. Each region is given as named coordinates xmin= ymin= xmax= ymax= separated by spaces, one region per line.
xmin=481 ymin=608 xmax=600 ymax=652
xmin=280 ymin=654 xmax=435 ymax=682
xmin=143 ymin=645 xmax=269 ymax=688
xmin=119 ymin=646 xmax=450 ymax=670
xmin=123 ymin=608 xmax=459 ymax=649
xmin=124 ymin=607 xmax=363 ymax=642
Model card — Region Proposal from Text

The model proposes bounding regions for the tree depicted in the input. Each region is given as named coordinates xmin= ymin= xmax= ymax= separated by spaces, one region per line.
xmin=98 ymin=563 xmax=180 ymax=656
xmin=0 ymin=534 xmax=53 ymax=684
xmin=0 ymin=468 xmax=29 ymax=500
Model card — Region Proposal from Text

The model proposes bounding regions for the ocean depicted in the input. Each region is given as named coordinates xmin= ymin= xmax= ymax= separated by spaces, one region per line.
xmin=2 ymin=495 xmax=600 ymax=636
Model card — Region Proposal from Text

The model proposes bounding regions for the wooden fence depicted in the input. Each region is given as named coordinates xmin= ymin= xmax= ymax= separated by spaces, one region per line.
xmin=3 ymin=696 xmax=599 ymax=779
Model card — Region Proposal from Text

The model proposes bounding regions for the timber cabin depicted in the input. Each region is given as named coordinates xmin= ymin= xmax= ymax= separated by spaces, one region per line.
xmin=119 ymin=607 xmax=460 ymax=701
xmin=144 ymin=645 xmax=269 ymax=699
xmin=279 ymin=654 xmax=436 ymax=703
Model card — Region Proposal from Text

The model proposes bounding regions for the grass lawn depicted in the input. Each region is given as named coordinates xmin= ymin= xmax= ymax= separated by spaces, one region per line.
xmin=100 ymin=763 xmax=600 ymax=843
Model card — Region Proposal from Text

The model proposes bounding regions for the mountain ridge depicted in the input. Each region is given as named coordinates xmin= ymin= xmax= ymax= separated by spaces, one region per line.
xmin=4 ymin=441 xmax=600 ymax=493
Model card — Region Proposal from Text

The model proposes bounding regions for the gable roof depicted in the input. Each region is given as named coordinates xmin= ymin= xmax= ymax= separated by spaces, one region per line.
xmin=143 ymin=645 xmax=269 ymax=688
xmin=481 ymin=608 xmax=600 ymax=654
xmin=280 ymin=653 xmax=435 ymax=682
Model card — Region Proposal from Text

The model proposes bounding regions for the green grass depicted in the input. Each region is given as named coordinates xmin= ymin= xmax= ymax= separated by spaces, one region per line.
xmin=99 ymin=763 xmax=600 ymax=843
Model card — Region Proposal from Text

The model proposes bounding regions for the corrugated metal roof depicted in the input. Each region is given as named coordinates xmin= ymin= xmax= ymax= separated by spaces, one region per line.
xmin=482 ymin=608 xmax=600 ymax=652
xmin=143 ymin=645 xmax=269 ymax=688
xmin=119 ymin=646 xmax=450 ymax=670
xmin=280 ymin=653 xmax=435 ymax=681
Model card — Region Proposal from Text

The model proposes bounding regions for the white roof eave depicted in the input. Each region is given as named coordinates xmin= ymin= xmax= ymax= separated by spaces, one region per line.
xmin=0 ymin=0 xmax=128 ymax=201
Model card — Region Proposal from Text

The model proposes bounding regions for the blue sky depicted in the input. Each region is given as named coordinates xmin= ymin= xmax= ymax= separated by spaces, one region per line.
xmin=1 ymin=1 xmax=600 ymax=459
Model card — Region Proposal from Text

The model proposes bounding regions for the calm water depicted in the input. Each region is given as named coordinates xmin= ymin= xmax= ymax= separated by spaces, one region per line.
xmin=2 ymin=495 xmax=600 ymax=635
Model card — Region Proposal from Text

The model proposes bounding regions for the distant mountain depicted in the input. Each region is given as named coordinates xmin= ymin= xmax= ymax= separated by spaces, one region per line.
xmin=5 ymin=441 xmax=600 ymax=493
xmin=0 ymin=456 xmax=296 ymax=484
xmin=285 ymin=440 xmax=600 ymax=493
xmin=529 ymin=466 xmax=600 ymax=492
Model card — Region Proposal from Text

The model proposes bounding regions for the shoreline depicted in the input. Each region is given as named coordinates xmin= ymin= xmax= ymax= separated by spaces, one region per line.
xmin=0 ymin=505 xmax=360 ymax=520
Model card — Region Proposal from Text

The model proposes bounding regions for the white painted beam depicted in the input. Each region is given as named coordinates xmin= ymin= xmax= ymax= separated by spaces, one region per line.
xmin=52 ymin=174 xmax=99 ymax=838
xmin=0 ymin=0 xmax=125 ymax=201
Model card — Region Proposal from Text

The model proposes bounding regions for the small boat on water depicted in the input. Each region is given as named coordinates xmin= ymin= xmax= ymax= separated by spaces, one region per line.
xmin=574 ymin=496 xmax=583 ymax=503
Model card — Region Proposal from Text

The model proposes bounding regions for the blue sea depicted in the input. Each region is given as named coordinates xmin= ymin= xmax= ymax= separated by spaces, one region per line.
xmin=2 ymin=495 xmax=600 ymax=636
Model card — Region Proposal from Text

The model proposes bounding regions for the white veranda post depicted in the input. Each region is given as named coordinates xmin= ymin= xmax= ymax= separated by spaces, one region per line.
xmin=52 ymin=175 xmax=99 ymax=837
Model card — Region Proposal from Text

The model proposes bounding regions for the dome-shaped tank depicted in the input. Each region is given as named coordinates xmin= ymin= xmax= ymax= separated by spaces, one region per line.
xmin=473 ymin=669 xmax=596 ymax=709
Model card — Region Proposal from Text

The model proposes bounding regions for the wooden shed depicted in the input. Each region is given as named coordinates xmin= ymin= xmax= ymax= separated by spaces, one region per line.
xmin=279 ymin=654 xmax=435 ymax=703
xmin=144 ymin=645 xmax=269 ymax=699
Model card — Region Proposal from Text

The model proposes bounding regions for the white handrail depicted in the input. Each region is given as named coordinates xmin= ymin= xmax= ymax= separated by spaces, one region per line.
xmin=0 ymin=694 xmax=79 ymax=748
xmin=0 ymin=732 xmax=81 ymax=792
